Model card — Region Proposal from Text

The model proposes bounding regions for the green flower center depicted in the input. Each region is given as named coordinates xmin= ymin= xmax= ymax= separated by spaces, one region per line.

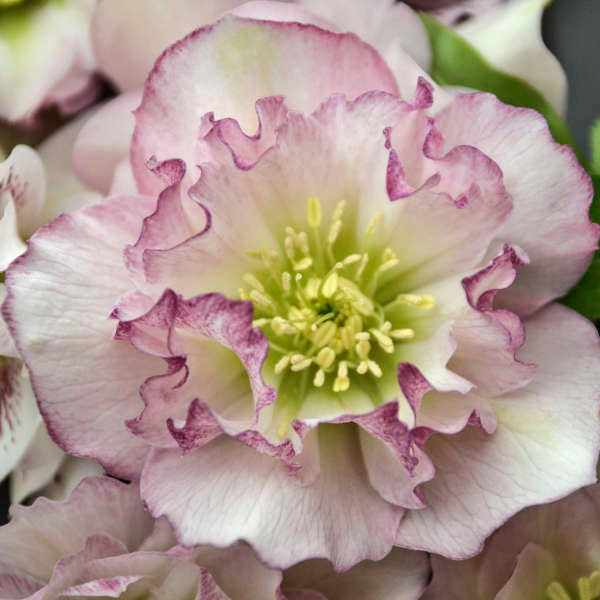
xmin=0 ymin=0 xmax=26 ymax=6
xmin=240 ymin=197 xmax=435 ymax=425
xmin=547 ymin=572 xmax=600 ymax=600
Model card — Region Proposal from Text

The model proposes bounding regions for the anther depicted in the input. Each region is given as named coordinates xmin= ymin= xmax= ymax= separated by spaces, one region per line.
xmin=332 ymin=200 xmax=346 ymax=222
xmin=271 ymin=317 xmax=296 ymax=335
xmin=313 ymin=369 xmax=325 ymax=387
xmin=321 ymin=271 xmax=339 ymax=298
xmin=357 ymin=361 xmax=368 ymax=374
xmin=545 ymin=582 xmax=571 ymax=600
xmin=316 ymin=347 xmax=336 ymax=369
xmin=249 ymin=290 xmax=276 ymax=311
xmin=343 ymin=254 xmax=362 ymax=265
xmin=252 ymin=318 xmax=270 ymax=328
xmin=281 ymin=272 xmax=292 ymax=293
xmin=390 ymin=328 xmax=415 ymax=340
xmin=333 ymin=361 xmax=350 ymax=392
xmin=313 ymin=321 xmax=337 ymax=347
xmin=291 ymin=357 xmax=312 ymax=371
xmin=307 ymin=196 xmax=322 ymax=228
xmin=293 ymin=257 xmax=313 ymax=271
xmin=367 ymin=360 xmax=383 ymax=377
xmin=243 ymin=273 xmax=265 ymax=292
xmin=328 ymin=220 xmax=342 ymax=245
xmin=238 ymin=288 xmax=249 ymax=300
xmin=365 ymin=211 xmax=382 ymax=237
xmin=297 ymin=231 xmax=310 ymax=255
xmin=284 ymin=235 xmax=295 ymax=260
xmin=355 ymin=332 xmax=370 ymax=341
xmin=370 ymin=328 xmax=395 ymax=353
xmin=356 ymin=339 xmax=371 ymax=360
xmin=354 ymin=253 xmax=369 ymax=281
xmin=393 ymin=294 xmax=436 ymax=309
xmin=381 ymin=321 xmax=392 ymax=333
xmin=274 ymin=355 xmax=290 ymax=374
xmin=305 ymin=277 xmax=321 ymax=300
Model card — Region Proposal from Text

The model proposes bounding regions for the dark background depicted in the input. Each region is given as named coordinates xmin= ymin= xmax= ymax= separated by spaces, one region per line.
xmin=0 ymin=0 xmax=598 ymax=525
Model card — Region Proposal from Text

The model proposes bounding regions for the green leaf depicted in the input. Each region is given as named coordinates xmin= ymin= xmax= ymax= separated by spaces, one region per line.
xmin=561 ymin=175 xmax=600 ymax=320
xmin=591 ymin=120 xmax=600 ymax=176
xmin=419 ymin=13 xmax=583 ymax=163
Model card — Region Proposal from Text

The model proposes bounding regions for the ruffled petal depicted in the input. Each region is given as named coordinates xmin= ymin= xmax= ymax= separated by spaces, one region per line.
xmin=395 ymin=303 xmax=600 ymax=558
xmin=142 ymin=426 xmax=404 ymax=571
xmin=433 ymin=93 xmax=598 ymax=316
xmin=3 ymin=197 xmax=165 ymax=478
xmin=132 ymin=15 xmax=399 ymax=194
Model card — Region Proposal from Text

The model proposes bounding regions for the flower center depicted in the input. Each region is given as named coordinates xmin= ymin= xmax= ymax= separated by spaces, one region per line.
xmin=239 ymin=197 xmax=435 ymax=395
xmin=0 ymin=0 xmax=26 ymax=8
xmin=547 ymin=572 xmax=600 ymax=600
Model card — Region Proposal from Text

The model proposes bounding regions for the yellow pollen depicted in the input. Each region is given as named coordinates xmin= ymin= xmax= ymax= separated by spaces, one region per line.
xmin=307 ymin=196 xmax=322 ymax=228
xmin=242 ymin=197 xmax=433 ymax=392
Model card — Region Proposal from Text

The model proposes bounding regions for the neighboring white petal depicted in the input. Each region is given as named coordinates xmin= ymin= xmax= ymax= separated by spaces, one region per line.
xmin=36 ymin=108 xmax=103 ymax=229
xmin=0 ymin=0 xmax=97 ymax=122
xmin=453 ymin=0 xmax=568 ymax=115
xmin=0 ymin=145 xmax=45 ymax=260
xmin=9 ymin=422 xmax=65 ymax=504
xmin=0 ymin=360 xmax=41 ymax=482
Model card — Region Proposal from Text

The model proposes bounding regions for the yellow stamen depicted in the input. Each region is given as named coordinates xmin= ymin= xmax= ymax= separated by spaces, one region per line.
xmin=390 ymin=328 xmax=415 ymax=340
xmin=312 ymin=321 xmax=337 ymax=347
xmin=274 ymin=355 xmax=290 ymax=374
xmin=343 ymin=254 xmax=361 ymax=265
xmin=328 ymin=220 xmax=342 ymax=245
xmin=290 ymin=357 xmax=312 ymax=372
xmin=357 ymin=361 xmax=368 ymax=374
xmin=370 ymin=328 xmax=394 ymax=353
xmin=293 ymin=256 xmax=313 ymax=271
xmin=367 ymin=360 xmax=383 ymax=377
xmin=321 ymin=271 xmax=339 ymax=298
xmin=252 ymin=318 xmax=270 ymax=328
xmin=546 ymin=582 xmax=571 ymax=600
xmin=393 ymin=293 xmax=436 ymax=309
xmin=332 ymin=200 xmax=346 ymax=222
xmin=356 ymin=339 xmax=371 ymax=360
xmin=238 ymin=288 xmax=249 ymax=300
xmin=249 ymin=289 xmax=276 ymax=311
xmin=365 ymin=211 xmax=382 ymax=237
xmin=313 ymin=369 xmax=325 ymax=387
xmin=316 ymin=347 xmax=336 ymax=369
xmin=307 ymin=196 xmax=322 ymax=229
xmin=281 ymin=271 xmax=292 ymax=293
xmin=243 ymin=273 xmax=265 ymax=292
xmin=271 ymin=316 xmax=297 ymax=335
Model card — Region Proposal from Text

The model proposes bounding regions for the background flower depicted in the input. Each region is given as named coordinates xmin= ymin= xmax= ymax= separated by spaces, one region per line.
xmin=0 ymin=475 xmax=430 ymax=600
xmin=423 ymin=481 xmax=600 ymax=600
xmin=0 ymin=0 xmax=99 ymax=123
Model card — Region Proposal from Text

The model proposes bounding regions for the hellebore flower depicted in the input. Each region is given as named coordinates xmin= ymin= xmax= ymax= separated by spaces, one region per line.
xmin=0 ymin=118 xmax=101 ymax=496
xmin=0 ymin=475 xmax=430 ymax=600
xmin=0 ymin=0 xmax=98 ymax=123
xmin=423 ymin=482 xmax=600 ymax=600
xmin=4 ymin=16 xmax=600 ymax=571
